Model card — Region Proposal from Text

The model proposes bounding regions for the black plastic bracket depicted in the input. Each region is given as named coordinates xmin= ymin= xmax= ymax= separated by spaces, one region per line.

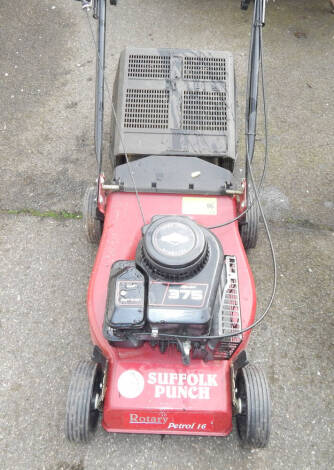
xmin=92 ymin=345 xmax=107 ymax=367
xmin=233 ymin=350 xmax=249 ymax=370
xmin=113 ymin=155 xmax=236 ymax=195
xmin=95 ymin=207 xmax=105 ymax=222
xmin=177 ymin=340 xmax=191 ymax=366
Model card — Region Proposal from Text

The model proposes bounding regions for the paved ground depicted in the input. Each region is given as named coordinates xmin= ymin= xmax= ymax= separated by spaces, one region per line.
xmin=0 ymin=1 xmax=333 ymax=469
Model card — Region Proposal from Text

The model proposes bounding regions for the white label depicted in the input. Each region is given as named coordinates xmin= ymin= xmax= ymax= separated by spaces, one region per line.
xmin=182 ymin=197 xmax=217 ymax=215
xmin=119 ymin=370 xmax=218 ymax=400
xmin=118 ymin=370 xmax=145 ymax=398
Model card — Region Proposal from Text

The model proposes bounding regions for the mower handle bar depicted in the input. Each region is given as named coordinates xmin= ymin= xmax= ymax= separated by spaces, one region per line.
xmin=75 ymin=0 xmax=266 ymax=200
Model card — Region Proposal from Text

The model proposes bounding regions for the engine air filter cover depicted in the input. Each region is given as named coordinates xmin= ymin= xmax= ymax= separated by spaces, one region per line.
xmin=142 ymin=216 xmax=208 ymax=278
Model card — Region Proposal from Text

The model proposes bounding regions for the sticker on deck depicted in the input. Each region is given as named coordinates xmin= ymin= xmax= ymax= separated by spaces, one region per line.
xmin=182 ymin=197 xmax=217 ymax=216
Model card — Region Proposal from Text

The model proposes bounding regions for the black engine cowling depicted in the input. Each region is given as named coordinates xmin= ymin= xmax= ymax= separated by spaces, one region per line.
xmin=103 ymin=215 xmax=240 ymax=363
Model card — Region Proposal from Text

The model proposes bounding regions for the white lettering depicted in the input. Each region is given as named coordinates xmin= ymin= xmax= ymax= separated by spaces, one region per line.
xmin=129 ymin=413 xmax=168 ymax=425
xmin=167 ymin=422 xmax=196 ymax=430
xmin=192 ymin=289 xmax=203 ymax=301
xmin=198 ymin=374 xmax=206 ymax=386
xmin=147 ymin=372 xmax=156 ymax=385
xmin=188 ymin=387 xmax=198 ymax=399
xmin=167 ymin=288 xmax=203 ymax=301
xmin=187 ymin=374 xmax=198 ymax=386
xmin=157 ymin=372 xmax=170 ymax=385
xmin=197 ymin=423 xmax=207 ymax=430
xmin=146 ymin=372 xmax=219 ymax=401
xmin=178 ymin=386 xmax=188 ymax=399
xmin=207 ymin=374 xmax=218 ymax=387
xmin=178 ymin=373 xmax=187 ymax=385
xmin=168 ymin=289 xmax=179 ymax=300
xmin=170 ymin=373 xmax=178 ymax=385
xmin=130 ymin=413 xmax=138 ymax=423
xmin=166 ymin=385 xmax=177 ymax=399
xmin=155 ymin=385 xmax=165 ymax=398
xmin=179 ymin=289 xmax=190 ymax=300
xmin=198 ymin=387 xmax=210 ymax=399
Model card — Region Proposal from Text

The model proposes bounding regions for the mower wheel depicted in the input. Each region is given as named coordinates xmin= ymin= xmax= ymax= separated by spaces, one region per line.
xmin=83 ymin=186 xmax=102 ymax=244
xmin=65 ymin=360 xmax=103 ymax=443
xmin=236 ymin=364 xmax=271 ymax=448
xmin=239 ymin=189 xmax=259 ymax=249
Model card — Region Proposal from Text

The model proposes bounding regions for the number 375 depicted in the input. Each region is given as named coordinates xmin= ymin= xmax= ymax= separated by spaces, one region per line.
xmin=167 ymin=288 xmax=203 ymax=301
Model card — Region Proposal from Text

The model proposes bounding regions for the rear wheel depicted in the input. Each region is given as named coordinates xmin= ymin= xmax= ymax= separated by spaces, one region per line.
xmin=65 ymin=360 xmax=103 ymax=443
xmin=83 ymin=186 xmax=102 ymax=244
xmin=236 ymin=364 xmax=271 ymax=448
xmin=239 ymin=189 xmax=259 ymax=249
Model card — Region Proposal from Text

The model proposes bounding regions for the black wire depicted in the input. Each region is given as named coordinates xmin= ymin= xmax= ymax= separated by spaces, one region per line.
xmin=83 ymin=0 xmax=276 ymax=342
xmin=207 ymin=0 xmax=267 ymax=231
xmin=85 ymin=8 xmax=146 ymax=226
xmin=132 ymin=24 xmax=277 ymax=342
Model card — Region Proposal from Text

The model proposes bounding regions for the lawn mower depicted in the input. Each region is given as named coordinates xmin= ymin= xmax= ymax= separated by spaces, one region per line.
xmin=66 ymin=0 xmax=276 ymax=448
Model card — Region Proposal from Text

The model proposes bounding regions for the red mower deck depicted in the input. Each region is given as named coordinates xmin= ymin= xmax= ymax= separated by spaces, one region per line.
xmin=88 ymin=193 xmax=255 ymax=435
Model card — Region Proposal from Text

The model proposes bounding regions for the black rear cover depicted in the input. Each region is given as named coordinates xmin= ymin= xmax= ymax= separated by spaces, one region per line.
xmin=111 ymin=47 xmax=236 ymax=161
xmin=113 ymin=155 xmax=237 ymax=194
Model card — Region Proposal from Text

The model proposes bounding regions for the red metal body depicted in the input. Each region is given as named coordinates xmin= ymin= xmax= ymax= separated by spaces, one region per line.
xmin=87 ymin=192 xmax=256 ymax=436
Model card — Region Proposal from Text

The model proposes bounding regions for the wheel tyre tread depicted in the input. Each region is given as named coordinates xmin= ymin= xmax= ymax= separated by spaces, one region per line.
xmin=236 ymin=364 xmax=271 ymax=448
xmin=83 ymin=186 xmax=102 ymax=244
xmin=65 ymin=360 xmax=99 ymax=443
xmin=240 ymin=190 xmax=259 ymax=250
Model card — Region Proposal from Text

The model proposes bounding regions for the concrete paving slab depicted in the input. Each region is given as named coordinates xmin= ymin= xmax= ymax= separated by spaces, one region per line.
xmin=1 ymin=0 xmax=333 ymax=469
xmin=0 ymin=0 xmax=333 ymax=226
xmin=0 ymin=215 xmax=333 ymax=470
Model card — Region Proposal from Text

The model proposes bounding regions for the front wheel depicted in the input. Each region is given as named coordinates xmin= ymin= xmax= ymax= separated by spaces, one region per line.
xmin=65 ymin=360 xmax=103 ymax=443
xmin=236 ymin=364 xmax=271 ymax=448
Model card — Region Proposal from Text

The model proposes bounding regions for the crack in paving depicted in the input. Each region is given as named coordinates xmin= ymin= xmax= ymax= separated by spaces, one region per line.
xmin=0 ymin=208 xmax=82 ymax=220
xmin=1 ymin=209 xmax=333 ymax=233
xmin=273 ymin=218 xmax=334 ymax=233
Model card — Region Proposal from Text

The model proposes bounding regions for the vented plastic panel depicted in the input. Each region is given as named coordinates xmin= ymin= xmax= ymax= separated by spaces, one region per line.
xmin=112 ymin=47 xmax=235 ymax=159
xmin=128 ymin=54 xmax=171 ymax=79
xmin=183 ymin=56 xmax=226 ymax=81
xmin=182 ymin=91 xmax=227 ymax=131
xmin=124 ymin=89 xmax=170 ymax=129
